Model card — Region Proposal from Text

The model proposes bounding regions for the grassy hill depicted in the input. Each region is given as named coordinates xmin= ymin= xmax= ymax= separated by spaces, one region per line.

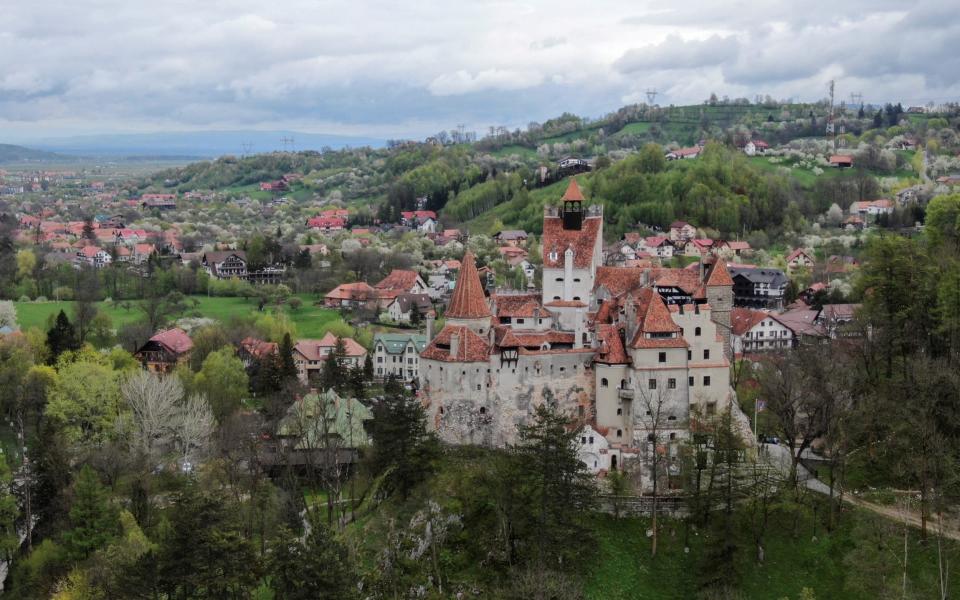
xmin=0 ymin=143 xmax=68 ymax=163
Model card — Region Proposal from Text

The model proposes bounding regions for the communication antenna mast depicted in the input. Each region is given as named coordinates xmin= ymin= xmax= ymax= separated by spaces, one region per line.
xmin=280 ymin=136 xmax=295 ymax=152
xmin=646 ymin=88 xmax=658 ymax=105
xmin=850 ymin=92 xmax=863 ymax=107
xmin=240 ymin=142 xmax=253 ymax=157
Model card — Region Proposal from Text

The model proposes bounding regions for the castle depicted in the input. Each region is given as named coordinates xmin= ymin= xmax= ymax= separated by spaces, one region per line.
xmin=420 ymin=180 xmax=735 ymax=477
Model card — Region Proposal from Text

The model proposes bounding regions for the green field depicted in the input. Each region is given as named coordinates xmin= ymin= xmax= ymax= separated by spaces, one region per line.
xmin=14 ymin=293 xmax=346 ymax=339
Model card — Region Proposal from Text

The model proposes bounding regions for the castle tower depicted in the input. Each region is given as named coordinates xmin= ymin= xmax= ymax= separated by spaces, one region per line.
xmin=445 ymin=251 xmax=491 ymax=335
xmin=704 ymin=258 xmax=734 ymax=359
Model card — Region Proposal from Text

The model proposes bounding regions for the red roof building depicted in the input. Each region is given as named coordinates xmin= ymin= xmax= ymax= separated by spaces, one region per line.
xmin=445 ymin=252 xmax=490 ymax=320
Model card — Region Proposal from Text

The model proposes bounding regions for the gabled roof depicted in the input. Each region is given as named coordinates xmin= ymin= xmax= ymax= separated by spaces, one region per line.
xmin=729 ymin=266 xmax=787 ymax=287
xmin=594 ymin=266 xmax=645 ymax=297
xmin=325 ymin=281 xmax=376 ymax=301
xmin=374 ymin=333 xmax=427 ymax=354
xmin=203 ymin=250 xmax=246 ymax=264
xmin=294 ymin=335 xmax=366 ymax=361
xmin=147 ymin=328 xmax=193 ymax=355
xmin=542 ymin=211 xmax=602 ymax=269
xmin=389 ymin=293 xmax=433 ymax=314
xmin=730 ymin=308 xmax=769 ymax=336
xmin=786 ymin=248 xmax=813 ymax=263
xmin=419 ymin=324 xmax=490 ymax=362
xmin=239 ymin=337 xmax=278 ymax=359
xmin=445 ymin=251 xmax=490 ymax=319
xmin=375 ymin=269 xmax=422 ymax=291
xmin=628 ymin=289 xmax=685 ymax=349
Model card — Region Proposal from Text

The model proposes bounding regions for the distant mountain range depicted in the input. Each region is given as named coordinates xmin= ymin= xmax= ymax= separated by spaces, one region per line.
xmin=26 ymin=130 xmax=386 ymax=158
xmin=0 ymin=143 xmax=70 ymax=164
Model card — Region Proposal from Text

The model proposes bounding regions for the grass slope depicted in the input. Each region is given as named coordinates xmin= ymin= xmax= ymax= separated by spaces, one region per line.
xmin=14 ymin=294 xmax=345 ymax=339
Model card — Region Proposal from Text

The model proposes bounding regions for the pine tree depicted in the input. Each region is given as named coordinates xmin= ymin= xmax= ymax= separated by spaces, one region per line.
xmin=46 ymin=310 xmax=78 ymax=363
xmin=268 ymin=519 xmax=359 ymax=599
xmin=61 ymin=465 xmax=118 ymax=561
xmin=370 ymin=390 xmax=439 ymax=499
xmin=319 ymin=336 xmax=347 ymax=393
xmin=82 ymin=217 xmax=96 ymax=241
xmin=514 ymin=405 xmax=597 ymax=569
xmin=362 ymin=353 xmax=374 ymax=382
xmin=279 ymin=333 xmax=298 ymax=382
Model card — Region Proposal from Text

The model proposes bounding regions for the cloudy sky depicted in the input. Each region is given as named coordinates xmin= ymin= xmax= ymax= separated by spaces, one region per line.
xmin=2 ymin=0 xmax=957 ymax=141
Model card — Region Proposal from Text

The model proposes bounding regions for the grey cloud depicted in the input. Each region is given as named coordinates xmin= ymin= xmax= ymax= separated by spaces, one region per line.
xmin=615 ymin=34 xmax=740 ymax=72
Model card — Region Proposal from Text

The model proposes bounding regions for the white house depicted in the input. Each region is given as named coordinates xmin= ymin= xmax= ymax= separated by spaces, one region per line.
xmin=373 ymin=333 xmax=427 ymax=381
xmin=731 ymin=308 xmax=795 ymax=355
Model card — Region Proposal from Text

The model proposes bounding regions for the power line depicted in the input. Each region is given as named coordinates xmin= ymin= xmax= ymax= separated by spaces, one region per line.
xmin=646 ymin=89 xmax=658 ymax=106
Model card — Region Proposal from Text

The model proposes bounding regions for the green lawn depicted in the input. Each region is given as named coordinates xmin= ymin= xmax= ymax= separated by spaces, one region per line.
xmin=489 ymin=144 xmax=539 ymax=160
xmin=14 ymin=294 xmax=345 ymax=340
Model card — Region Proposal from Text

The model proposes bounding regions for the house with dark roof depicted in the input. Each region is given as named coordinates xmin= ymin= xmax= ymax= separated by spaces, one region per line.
xmin=385 ymin=293 xmax=434 ymax=324
xmin=202 ymin=251 xmax=248 ymax=279
xmin=728 ymin=266 xmax=788 ymax=310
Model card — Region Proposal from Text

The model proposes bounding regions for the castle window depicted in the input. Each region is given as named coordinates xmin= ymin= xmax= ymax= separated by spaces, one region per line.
xmin=689 ymin=376 xmax=694 ymax=386
xmin=574 ymin=278 xmax=581 ymax=282
xmin=695 ymin=327 xmax=702 ymax=336
xmin=617 ymin=429 xmax=623 ymax=438
xmin=578 ymin=405 xmax=584 ymax=417
xmin=582 ymin=436 xmax=587 ymax=444
xmin=573 ymin=296 xmax=581 ymax=301
xmin=440 ymin=407 xmax=444 ymax=415
xmin=658 ymin=352 xmax=666 ymax=363
xmin=553 ymin=296 xmax=561 ymax=301
xmin=669 ymin=432 xmax=676 ymax=440
xmin=648 ymin=379 xmax=657 ymax=390
xmin=668 ymin=378 xmax=676 ymax=389
xmin=476 ymin=385 xmax=481 ymax=391
xmin=601 ymin=378 xmax=609 ymax=387
xmin=668 ymin=415 xmax=677 ymax=421
xmin=479 ymin=407 xmax=486 ymax=414
xmin=704 ymin=349 xmax=710 ymax=360
xmin=617 ymin=407 xmax=622 ymax=415
xmin=704 ymin=376 xmax=711 ymax=386
xmin=555 ymin=277 xmax=563 ymax=282
xmin=687 ymin=350 xmax=692 ymax=360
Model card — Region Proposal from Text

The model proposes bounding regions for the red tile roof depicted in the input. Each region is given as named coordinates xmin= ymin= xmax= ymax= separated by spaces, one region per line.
xmin=786 ymin=248 xmax=812 ymax=263
xmin=542 ymin=213 xmax=602 ymax=269
xmin=628 ymin=289 xmax=686 ymax=349
xmin=705 ymin=259 xmax=733 ymax=287
xmin=419 ymin=325 xmax=490 ymax=362
xmin=325 ymin=282 xmax=376 ymax=301
xmin=294 ymin=334 xmax=366 ymax=361
xmin=595 ymin=266 xmax=645 ymax=297
xmin=494 ymin=327 xmax=574 ymax=348
xmin=445 ymin=252 xmax=490 ymax=319
xmin=375 ymin=269 xmax=421 ymax=291
xmin=150 ymin=328 xmax=194 ymax=355
xmin=562 ymin=178 xmax=585 ymax=201
xmin=490 ymin=293 xmax=544 ymax=319
xmin=730 ymin=308 xmax=768 ymax=336
xmin=595 ymin=324 xmax=630 ymax=364
xmin=240 ymin=337 xmax=278 ymax=359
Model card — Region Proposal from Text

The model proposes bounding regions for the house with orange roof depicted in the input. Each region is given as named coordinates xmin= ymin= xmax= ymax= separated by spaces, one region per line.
xmin=293 ymin=333 xmax=368 ymax=384
xmin=373 ymin=269 xmax=428 ymax=308
xmin=323 ymin=282 xmax=377 ymax=309
xmin=786 ymin=248 xmax=815 ymax=271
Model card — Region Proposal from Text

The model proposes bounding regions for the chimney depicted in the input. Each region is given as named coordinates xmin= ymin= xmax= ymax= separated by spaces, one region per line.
xmin=449 ymin=332 xmax=459 ymax=359
xmin=426 ymin=314 xmax=435 ymax=340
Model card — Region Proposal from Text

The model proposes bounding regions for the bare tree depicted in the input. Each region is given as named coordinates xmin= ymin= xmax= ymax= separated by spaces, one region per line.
xmin=635 ymin=381 xmax=676 ymax=558
xmin=175 ymin=393 xmax=216 ymax=463
xmin=123 ymin=371 xmax=182 ymax=459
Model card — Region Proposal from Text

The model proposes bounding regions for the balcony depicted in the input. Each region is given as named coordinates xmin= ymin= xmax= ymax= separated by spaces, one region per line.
xmin=618 ymin=388 xmax=634 ymax=400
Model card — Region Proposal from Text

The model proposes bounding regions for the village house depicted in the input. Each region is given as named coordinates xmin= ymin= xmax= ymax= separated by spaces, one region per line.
xmin=728 ymin=266 xmax=788 ymax=310
xmin=76 ymin=245 xmax=112 ymax=269
xmin=668 ymin=221 xmax=697 ymax=242
xmin=373 ymin=269 xmax=429 ymax=308
xmin=273 ymin=389 xmax=373 ymax=469
xmin=730 ymin=308 xmax=795 ymax=355
xmin=305 ymin=216 xmax=346 ymax=232
xmin=742 ymin=140 xmax=770 ymax=156
xmin=135 ymin=328 xmax=194 ymax=373
xmin=816 ymin=304 xmax=861 ymax=338
xmin=785 ymin=248 xmax=815 ymax=272
xmin=638 ymin=236 xmax=674 ymax=259
xmin=684 ymin=238 xmax=714 ymax=257
xmin=385 ymin=293 xmax=434 ymax=324
xmin=850 ymin=199 xmax=894 ymax=218
xmin=323 ymin=282 xmax=378 ymax=309
xmin=293 ymin=333 xmax=368 ymax=384
xmin=373 ymin=332 xmax=427 ymax=381
xmin=494 ymin=230 xmax=528 ymax=247
xmin=202 ymin=251 xmax=248 ymax=279
xmin=665 ymin=146 xmax=702 ymax=160
xmin=829 ymin=155 xmax=853 ymax=168
xmin=237 ymin=337 xmax=278 ymax=368
xmin=716 ymin=240 xmax=752 ymax=260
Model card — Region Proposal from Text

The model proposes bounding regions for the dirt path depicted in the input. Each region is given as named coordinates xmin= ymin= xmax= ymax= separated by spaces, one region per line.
xmin=842 ymin=495 xmax=960 ymax=541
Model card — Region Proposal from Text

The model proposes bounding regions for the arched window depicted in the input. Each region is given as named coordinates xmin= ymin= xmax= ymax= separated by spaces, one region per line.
xmin=479 ymin=407 xmax=486 ymax=415
xmin=601 ymin=377 xmax=609 ymax=387
xmin=620 ymin=379 xmax=627 ymax=389
xmin=695 ymin=327 xmax=702 ymax=336
xmin=617 ymin=429 xmax=623 ymax=438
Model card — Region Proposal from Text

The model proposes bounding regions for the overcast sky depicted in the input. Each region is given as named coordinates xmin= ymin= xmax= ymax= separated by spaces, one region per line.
xmin=2 ymin=0 xmax=957 ymax=141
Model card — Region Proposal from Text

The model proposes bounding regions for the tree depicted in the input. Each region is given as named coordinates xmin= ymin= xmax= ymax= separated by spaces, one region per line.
xmin=278 ymin=332 xmax=298 ymax=382
xmin=514 ymin=404 xmax=597 ymax=571
xmin=925 ymin=193 xmax=960 ymax=251
xmin=319 ymin=336 xmax=347 ymax=393
xmin=152 ymin=485 xmax=260 ymax=598
xmin=46 ymin=310 xmax=79 ymax=363
xmin=45 ymin=360 xmax=121 ymax=446
xmin=369 ymin=391 xmax=440 ymax=499
xmin=193 ymin=347 xmax=248 ymax=421
xmin=0 ymin=454 xmax=19 ymax=561
xmin=636 ymin=384 xmax=674 ymax=557
xmin=268 ymin=518 xmax=359 ymax=600
xmin=0 ymin=300 xmax=17 ymax=330
xmin=173 ymin=393 xmax=215 ymax=463
xmin=123 ymin=370 xmax=181 ymax=459
xmin=61 ymin=465 xmax=118 ymax=561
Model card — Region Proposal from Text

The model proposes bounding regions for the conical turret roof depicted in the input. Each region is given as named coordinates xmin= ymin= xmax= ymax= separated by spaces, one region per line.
xmin=445 ymin=251 xmax=489 ymax=319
